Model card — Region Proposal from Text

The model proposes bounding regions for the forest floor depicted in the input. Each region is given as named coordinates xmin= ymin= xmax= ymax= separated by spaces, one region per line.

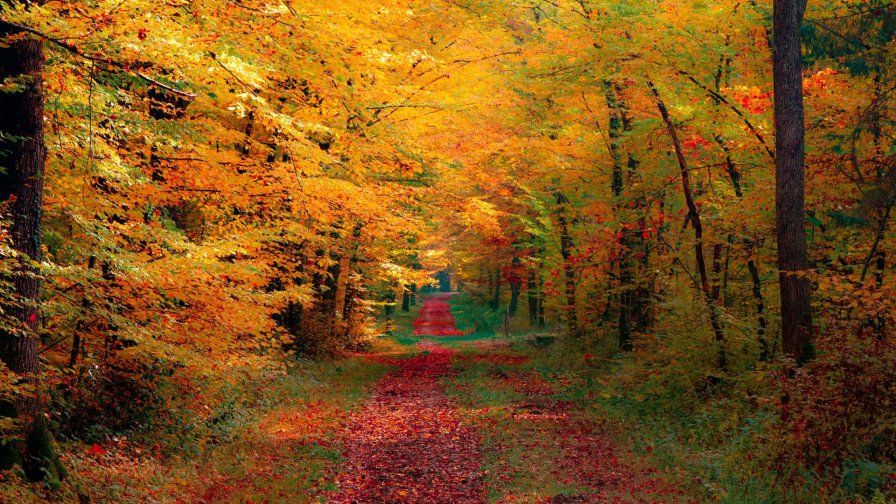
xmin=193 ymin=293 xmax=690 ymax=503
xmin=30 ymin=294 xmax=695 ymax=503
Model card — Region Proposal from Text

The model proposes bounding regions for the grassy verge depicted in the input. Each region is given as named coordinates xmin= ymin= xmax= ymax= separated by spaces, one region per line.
xmin=446 ymin=350 xmax=587 ymax=501
xmin=191 ymin=355 xmax=394 ymax=503
xmin=448 ymin=292 xmax=501 ymax=337
xmin=1 ymin=356 xmax=393 ymax=503
xmin=454 ymin=335 xmax=896 ymax=504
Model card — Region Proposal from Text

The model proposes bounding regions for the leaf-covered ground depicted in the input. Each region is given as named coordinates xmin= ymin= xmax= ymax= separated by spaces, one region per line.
xmin=327 ymin=343 xmax=484 ymax=503
xmin=448 ymin=352 xmax=690 ymax=503
xmin=318 ymin=294 xmax=688 ymax=503
xmin=41 ymin=295 xmax=690 ymax=503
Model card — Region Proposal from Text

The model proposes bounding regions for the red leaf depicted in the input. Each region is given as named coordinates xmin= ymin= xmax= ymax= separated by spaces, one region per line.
xmin=87 ymin=443 xmax=106 ymax=456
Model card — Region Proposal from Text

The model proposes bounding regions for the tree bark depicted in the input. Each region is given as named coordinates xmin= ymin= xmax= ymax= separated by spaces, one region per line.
xmin=748 ymin=257 xmax=770 ymax=360
xmin=605 ymin=82 xmax=633 ymax=351
xmin=649 ymin=80 xmax=727 ymax=369
xmin=527 ymin=270 xmax=539 ymax=326
xmin=0 ymin=22 xmax=65 ymax=483
xmin=334 ymin=224 xmax=362 ymax=338
xmin=508 ymin=257 xmax=521 ymax=316
xmin=556 ymin=193 xmax=578 ymax=336
xmin=773 ymin=0 xmax=813 ymax=364
xmin=490 ymin=267 xmax=501 ymax=311
xmin=401 ymin=291 xmax=411 ymax=312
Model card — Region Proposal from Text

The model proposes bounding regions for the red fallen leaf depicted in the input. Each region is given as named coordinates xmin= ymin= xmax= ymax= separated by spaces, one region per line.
xmin=87 ymin=443 xmax=106 ymax=456
xmin=138 ymin=28 xmax=149 ymax=41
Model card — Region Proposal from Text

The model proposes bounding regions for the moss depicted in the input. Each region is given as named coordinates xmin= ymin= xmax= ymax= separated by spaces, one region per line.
xmin=24 ymin=421 xmax=66 ymax=488
xmin=0 ymin=402 xmax=66 ymax=487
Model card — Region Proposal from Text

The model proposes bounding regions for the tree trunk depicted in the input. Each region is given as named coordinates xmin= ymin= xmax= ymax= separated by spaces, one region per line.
xmin=649 ymin=80 xmax=727 ymax=369
xmin=384 ymin=284 xmax=396 ymax=318
xmin=0 ymin=24 xmax=65 ymax=484
xmin=438 ymin=270 xmax=451 ymax=292
xmin=508 ymin=257 xmax=521 ymax=316
xmin=747 ymin=258 xmax=770 ymax=360
xmin=711 ymin=243 xmax=724 ymax=302
xmin=556 ymin=193 xmax=578 ymax=336
xmin=773 ymin=0 xmax=813 ymax=364
xmin=527 ymin=270 xmax=539 ymax=326
xmin=605 ymin=82 xmax=634 ymax=351
xmin=342 ymin=280 xmax=358 ymax=339
xmin=401 ymin=291 xmax=411 ymax=312
xmin=332 ymin=253 xmax=352 ymax=328
xmin=491 ymin=268 xmax=501 ymax=311
xmin=334 ymin=224 xmax=362 ymax=338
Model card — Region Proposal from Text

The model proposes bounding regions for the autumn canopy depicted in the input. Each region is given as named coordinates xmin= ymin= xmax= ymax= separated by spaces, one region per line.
xmin=0 ymin=0 xmax=895 ymax=502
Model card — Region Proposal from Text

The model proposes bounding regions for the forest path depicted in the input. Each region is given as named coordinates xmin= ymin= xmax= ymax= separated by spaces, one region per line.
xmin=195 ymin=294 xmax=686 ymax=503
xmin=413 ymin=291 xmax=465 ymax=336
xmin=325 ymin=294 xmax=685 ymax=503
xmin=327 ymin=342 xmax=484 ymax=503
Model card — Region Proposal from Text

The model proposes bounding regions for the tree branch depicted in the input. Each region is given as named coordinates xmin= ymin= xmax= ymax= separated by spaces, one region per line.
xmin=678 ymin=69 xmax=775 ymax=160
xmin=0 ymin=19 xmax=197 ymax=98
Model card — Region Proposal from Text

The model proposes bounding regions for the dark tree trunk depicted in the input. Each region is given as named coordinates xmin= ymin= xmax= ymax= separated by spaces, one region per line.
xmin=491 ymin=268 xmax=501 ymax=311
xmin=716 ymin=135 xmax=744 ymax=198
xmin=384 ymin=285 xmax=396 ymax=318
xmin=508 ymin=281 xmax=519 ymax=316
xmin=342 ymin=280 xmax=358 ymax=339
xmin=773 ymin=0 xmax=813 ymax=364
xmin=0 ymin=24 xmax=65 ymax=484
xmin=606 ymin=82 xmax=633 ymax=351
xmin=556 ymin=193 xmax=578 ymax=336
xmin=508 ymin=257 xmax=521 ymax=316
xmin=322 ymin=253 xmax=341 ymax=337
xmin=401 ymin=291 xmax=411 ymax=312
xmin=711 ymin=243 xmax=724 ymax=302
xmin=649 ymin=80 xmax=727 ymax=370
xmin=437 ymin=270 xmax=451 ymax=292
xmin=721 ymin=237 xmax=733 ymax=307
xmin=68 ymin=329 xmax=82 ymax=368
xmin=748 ymin=258 xmax=770 ymax=360
xmin=527 ymin=270 xmax=539 ymax=326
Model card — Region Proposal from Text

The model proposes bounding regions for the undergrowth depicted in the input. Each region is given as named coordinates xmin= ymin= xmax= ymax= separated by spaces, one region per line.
xmin=0 ymin=355 xmax=393 ymax=503
xmin=493 ymin=332 xmax=896 ymax=504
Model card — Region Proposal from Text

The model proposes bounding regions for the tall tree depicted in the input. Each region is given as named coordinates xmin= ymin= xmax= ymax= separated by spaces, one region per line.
xmin=0 ymin=18 xmax=65 ymax=483
xmin=556 ymin=192 xmax=579 ymax=336
xmin=649 ymin=80 xmax=727 ymax=370
xmin=773 ymin=0 xmax=813 ymax=364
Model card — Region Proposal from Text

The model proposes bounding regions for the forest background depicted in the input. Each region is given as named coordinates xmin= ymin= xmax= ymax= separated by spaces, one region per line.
xmin=0 ymin=0 xmax=894 ymax=502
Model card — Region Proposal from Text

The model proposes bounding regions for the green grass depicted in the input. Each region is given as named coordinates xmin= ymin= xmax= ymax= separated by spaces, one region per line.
xmin=448 ymin=292 xmax=502 ymax=337
xmin=476 ymin=337 xmax=896 ymax=504
xmin=384 ymin=294 xmax=423 ymax=341
xmin=394 ymin=332 xmax=500 ymax=346
xmin=197 ymin=355 xmax=395 ymax=502
xmin=445 ymin=348 xmax=599 ymax=501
